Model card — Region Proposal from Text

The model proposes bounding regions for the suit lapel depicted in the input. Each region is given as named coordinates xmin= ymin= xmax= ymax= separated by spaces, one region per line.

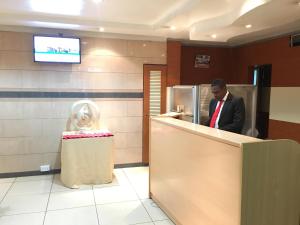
xmin=219 ymin=93 xmax=233 ymax=121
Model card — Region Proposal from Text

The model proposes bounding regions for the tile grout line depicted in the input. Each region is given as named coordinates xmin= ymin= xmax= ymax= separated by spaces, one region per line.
xmin=94 ymin=199 xmax=142 ymax=206
xmin=92 ymin=185 xmax=101 ymax=225
xmin=0 ymin=176 xmax=53 ymax=218
xmin=47 ymin=188 xmax=93 ymax=194
xmin=122 ymin=169 xmax=171 ymax=225
xmin=121 ymin=169 xmax=154 ymax=223
xmin=0 ymin=177 xmax=17 ymax=206
xmin=131 ymin=222 xmax=155 ymax=225
xmin=45 ymin=204 xmax=95 ymax=213
xmin=0 ymin=171 xmax=157 ymax=222
xmin=8 ymin=178 xmax=56 ymax=183
xmin=2 ymin=176 xmax=105 ymax=219
xmin=42 ymin=175 xmax=55 ymax=225
xmin=0 ymin=211 xmax=46 ymax=218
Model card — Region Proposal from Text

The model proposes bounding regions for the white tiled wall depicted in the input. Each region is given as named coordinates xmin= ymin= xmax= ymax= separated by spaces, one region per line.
xmin=0 ymin=31 xmax=166 ymax=173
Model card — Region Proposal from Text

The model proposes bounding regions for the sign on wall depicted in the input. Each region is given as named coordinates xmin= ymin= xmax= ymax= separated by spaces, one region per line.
xmin=194 ymin=55 xmax=210 ymax=68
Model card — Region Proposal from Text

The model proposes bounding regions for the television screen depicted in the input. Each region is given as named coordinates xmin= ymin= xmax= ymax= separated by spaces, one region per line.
xmin=33 ymin=35 xmax=81 ymax=63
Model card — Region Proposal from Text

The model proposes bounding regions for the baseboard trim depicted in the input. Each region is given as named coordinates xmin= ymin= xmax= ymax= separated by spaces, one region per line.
xmin=0 ymin=169 xmax=61 ymax=178
xmin=0 ymin=163 xmax=149 ymax=178
xmin=114 ymin=162 xmax=149 ymax=168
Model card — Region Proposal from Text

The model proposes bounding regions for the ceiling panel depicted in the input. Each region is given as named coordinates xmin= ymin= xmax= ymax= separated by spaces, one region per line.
xmin=0 ymin=0 xmax=299 ymax=45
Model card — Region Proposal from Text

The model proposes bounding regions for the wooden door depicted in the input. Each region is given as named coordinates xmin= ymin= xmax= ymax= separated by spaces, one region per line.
xmin=143 ymin=64 xmax=167 ymax=163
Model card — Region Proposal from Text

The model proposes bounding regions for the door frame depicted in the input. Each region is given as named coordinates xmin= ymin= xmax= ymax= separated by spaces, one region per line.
xmin=143 ymin=64 xmax=167 ymax=163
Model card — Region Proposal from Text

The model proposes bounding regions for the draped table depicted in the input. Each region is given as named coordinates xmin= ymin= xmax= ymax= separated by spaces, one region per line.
xmin=60 ymin=130 xmax=114 ymax=188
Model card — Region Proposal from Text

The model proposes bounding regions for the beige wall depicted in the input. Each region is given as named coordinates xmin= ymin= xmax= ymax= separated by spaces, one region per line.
xmin=269 ymin=87 xmax=300 ymax=124
xmin=0 ymin=31 xmax=166 ymax=173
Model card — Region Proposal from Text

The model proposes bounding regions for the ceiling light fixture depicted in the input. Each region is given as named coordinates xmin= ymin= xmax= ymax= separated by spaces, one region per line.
xmin=240 ymin=0 xmax=266 ymax=16
xmin=245 ymin=24 xmax=252 ymax=29
xmin=30 ymin=0 xmax=83 ymax=16
xmin=99 ymin=27 xmax=104 ymax=32
xmin=211 ymin=34 xmax=217 ymax=39
xmin=170 ymin=26 xmax=176 ymax=31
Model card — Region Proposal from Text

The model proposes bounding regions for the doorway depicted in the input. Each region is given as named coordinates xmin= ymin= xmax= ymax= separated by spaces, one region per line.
xmin=249 ymin=64 xmax=272 ymax=139
xmin=143 ymin=64 xmax=167 ymax=163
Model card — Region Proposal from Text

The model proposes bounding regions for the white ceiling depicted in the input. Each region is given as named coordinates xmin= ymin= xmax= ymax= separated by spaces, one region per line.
xmin=0 ymin=0 xmax=300 ymax=45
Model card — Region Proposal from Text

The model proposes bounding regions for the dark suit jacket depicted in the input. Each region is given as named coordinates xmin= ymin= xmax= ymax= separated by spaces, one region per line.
xmin=205 ymin=93 xmax=245 ymax=134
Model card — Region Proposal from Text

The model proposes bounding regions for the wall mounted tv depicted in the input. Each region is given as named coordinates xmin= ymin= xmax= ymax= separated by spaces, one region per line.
xmin=33 ymin=35 xmax=81 ymax=64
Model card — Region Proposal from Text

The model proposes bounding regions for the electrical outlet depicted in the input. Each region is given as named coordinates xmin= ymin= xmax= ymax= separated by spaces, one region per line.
xmin=40 ymin=165 xmax=50 ymax=172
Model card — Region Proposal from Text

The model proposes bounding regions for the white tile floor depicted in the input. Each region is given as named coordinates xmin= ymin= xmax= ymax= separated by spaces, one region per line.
xmin=0 ymin=167 xmax=175 ymax=225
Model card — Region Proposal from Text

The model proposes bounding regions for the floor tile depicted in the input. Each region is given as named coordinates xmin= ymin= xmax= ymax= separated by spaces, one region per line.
xmin=0 ymin=178 xmax=16 ymax=184
xmin=142 ymin=199 xmax=169 ymax=221
xmin=47 ymin=190 xmax=94 ymax=210
xmin=93 ymin=169 xmax=130 ymax=188
xmin=0 ymin=212 xmax=45 ymax=225
xmin=123 ymin=166 xmax=149 ymax=176
xmin=97 ymin=200 xmax=152 ymax=225
xmin=123 ymin=167 xmax=149 ymax=199
xmin=51 ymin=175 xmax=92 ymax=192
xmin=123 ymin=167 xmax=149 ymax=182
xmin=44 ymin=206 xmax=98 ymax=225
xmin=0 ymin=193 xmax=49 ymax=216
xmin=15 ymin=175 xmax=53 ymax=182
xmin=94 ymin=185 xmax=138 ymax=204
xmin=7 ymin=180 xmax=52 ymax=195
xmin=0 ymin=183 xmax=12 ymax=201
xmin=154 ymin=220 xmax=175 ymax=225
xmin=0 ymin=166 xmax=158 ymax=224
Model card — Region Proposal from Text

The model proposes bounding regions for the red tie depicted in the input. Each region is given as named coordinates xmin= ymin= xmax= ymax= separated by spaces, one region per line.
xmin=210 ymin=100 xmax=224 ymax=128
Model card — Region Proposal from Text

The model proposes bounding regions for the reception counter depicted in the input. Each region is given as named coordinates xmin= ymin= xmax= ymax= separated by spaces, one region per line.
xmin=150 ymin=117 xmax=300 ymax=225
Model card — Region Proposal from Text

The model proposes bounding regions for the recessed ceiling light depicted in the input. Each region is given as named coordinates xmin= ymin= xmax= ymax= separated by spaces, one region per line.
xmin=30 ymin=0 xmax=83 ymax=16
xmin=211 ymin=34 xmax=217 ymax=39
xmin=99 ymin=27 xmax=104 ymax=32
xmin=170 ymin=26 xmax=176 ymax=31
xmin=245 ymin=24 xmax=252 ymax=29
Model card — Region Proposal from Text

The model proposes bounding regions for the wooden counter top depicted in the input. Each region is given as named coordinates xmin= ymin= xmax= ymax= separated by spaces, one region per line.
xmin=150 ymin=117 xmax=300 ymax=225
xmin=152 ymin=117 xmax=261 ymax=147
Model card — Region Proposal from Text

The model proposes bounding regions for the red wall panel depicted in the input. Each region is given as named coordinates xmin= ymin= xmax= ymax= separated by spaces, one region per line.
xmin=269 ymin=119 xmax=300 ymax=143
xmin=167 ymin=41 xmax=182 ymax=86
xmin=232 ymin=36 xmax=300 ymax=86
xmin=180 ymin=46 xmax=234 ymax=85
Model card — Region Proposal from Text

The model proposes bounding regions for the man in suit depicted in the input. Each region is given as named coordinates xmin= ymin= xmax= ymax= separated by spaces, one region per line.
xmin=205 ymin=79 xmax=245 ymax=134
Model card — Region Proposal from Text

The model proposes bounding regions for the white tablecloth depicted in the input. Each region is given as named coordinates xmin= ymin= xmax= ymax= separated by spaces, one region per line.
xmin=60 ymin=131 xmax=114 ymax=188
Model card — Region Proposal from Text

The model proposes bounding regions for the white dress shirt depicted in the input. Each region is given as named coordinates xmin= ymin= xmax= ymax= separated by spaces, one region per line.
xmin=214 ymin=91 xmax=229 ymax=128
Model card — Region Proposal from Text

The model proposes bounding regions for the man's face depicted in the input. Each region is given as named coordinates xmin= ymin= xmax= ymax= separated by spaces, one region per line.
xmin=211 ymin=86 xmax=227 ymax=101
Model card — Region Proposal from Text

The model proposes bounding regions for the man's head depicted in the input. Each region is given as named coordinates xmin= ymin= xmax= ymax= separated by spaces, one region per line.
xmin=211 ymin=79 xmax=227 ymax=101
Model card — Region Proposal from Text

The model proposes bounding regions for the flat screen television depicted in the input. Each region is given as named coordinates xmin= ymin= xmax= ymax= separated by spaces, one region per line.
xmin=33 ymin=35 xmax=81 ymax=63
